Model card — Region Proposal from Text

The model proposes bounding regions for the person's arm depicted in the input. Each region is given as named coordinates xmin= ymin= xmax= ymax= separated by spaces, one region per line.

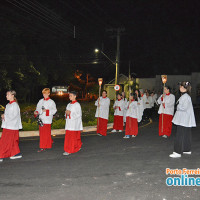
xmin=177 ymin=96 xmax=189 ymax=111
xmin=95 ymin=98 xmax=99 ymax=106
xmin=69 ymin=104 xmax=82 ymax=120
xmin=118 ymin=101 xmax=124 ymax=111
xmin=46 ymin=101 xmax=57 ymax=116
xmin=35 ymin=100 xmax=43 ymax=115
xmin=165 ymin=95 xmax=175 ymax=108
xmin=113 ymin=101 xmax=116 ymax=109
xmin=157 ymin=95 xmax=163 ymax=105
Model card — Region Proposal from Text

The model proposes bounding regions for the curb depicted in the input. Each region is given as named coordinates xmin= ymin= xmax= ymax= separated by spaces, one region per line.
xmin=0 ymin=123 xmax=114 ymax=138
xmin=0 ymin=119 xmax=152 ymax=138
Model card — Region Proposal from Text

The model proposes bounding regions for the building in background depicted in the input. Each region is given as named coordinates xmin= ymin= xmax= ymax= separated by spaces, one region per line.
xmin=52 ymin=86 xmax=68 ymax=96
xmin=105 ymin=72 xmax=200 ymax=104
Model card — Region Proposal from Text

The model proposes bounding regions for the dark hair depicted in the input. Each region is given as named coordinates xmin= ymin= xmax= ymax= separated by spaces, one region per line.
xmin=164 ymin=85 xmax=171 ymax=92
xmin=130 ymin=92 xmax=138 ymax=101
xmin=69 ymin=91 xmax=77 ymax=96
xmin=135 ymin=89 xmax=141 ymax=99
xmin=102 ymin=90 xmax=107 ymax=94
xmin=179 ymin=81 xmax=191 ymax=96
xmin=117 ymin=93 xmax=122 ymax=96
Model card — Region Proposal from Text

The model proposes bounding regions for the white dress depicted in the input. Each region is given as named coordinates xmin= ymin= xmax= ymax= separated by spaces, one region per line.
xmin=95 ymin=97 xmax=110 ymax=120
xmin=65 ymin=102 xmax=83 ymax=131
xmin=1 ymin=102 xmax=22 ymax=130
xmin=172 ymin=93 xmax=196 ymax=127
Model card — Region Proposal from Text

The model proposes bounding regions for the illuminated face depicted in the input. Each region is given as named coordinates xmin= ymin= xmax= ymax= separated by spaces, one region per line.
xmin=6 ymin=92 xmax=14 ymax=101
xmin=129 ymin=95 xmax=133 ymax=100
xmin=69 ymin=93 xmax=76 ymax=101
xmin=117 ymin=94 xmax=121 ymax=100
xmin=164 ymin=87 xmax=169 ymax=94
xmin=102 ymin=91 xmax=107 ymax=98
xmin=135 ymin=90 xmax=138 ymax=95
xmin=43 ymin=92 xmax=50 ymax=99
xmin=180 ymin=86 xmax=187 ymax=93
xmin=122 ymin=92 xmax=125 ymax=97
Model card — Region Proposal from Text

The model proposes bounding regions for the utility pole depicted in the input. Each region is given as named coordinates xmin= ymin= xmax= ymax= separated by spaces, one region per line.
xmin=115 ymin=28 xmax=120 ymax=86
xmin=106 ymin=27 xmax=125 ymax=86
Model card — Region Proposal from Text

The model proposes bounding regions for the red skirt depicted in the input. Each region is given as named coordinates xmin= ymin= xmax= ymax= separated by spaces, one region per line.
xmin=64 ymin=130 xmax=82 ymax=153
xmin=97 ymin=117 xmax=108 ymax=136
xmin=113 ymin=115 xmax=124 ymax=130
xmin=159 ymin=114 xmax=173 ymax=137
xmin=0 ymin=129 xmax=20 ymax=158
xmin=125 ymin=117 xmax=138 ymax=136
xmin=39 ymin=124 xmax=53 ymax=149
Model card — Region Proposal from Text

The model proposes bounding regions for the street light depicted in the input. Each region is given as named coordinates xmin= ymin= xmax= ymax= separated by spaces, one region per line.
xmin=94 ymin=49 xmax=115 ymax=65
xmin=95 ymin=48 xmax=99 ymax=53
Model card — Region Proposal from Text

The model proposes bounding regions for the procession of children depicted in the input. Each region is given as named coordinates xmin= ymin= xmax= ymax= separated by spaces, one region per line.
xmin=0 ymin=81 xmax=196 ymax=162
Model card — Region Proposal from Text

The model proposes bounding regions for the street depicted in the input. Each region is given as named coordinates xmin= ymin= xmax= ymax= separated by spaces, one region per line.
xmin=0 ymin=112 xmax=200 ymax=200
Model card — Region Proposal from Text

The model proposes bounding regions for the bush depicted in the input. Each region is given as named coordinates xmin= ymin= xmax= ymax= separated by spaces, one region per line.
xmin=8 ymin=101 xmax=115 ymax=131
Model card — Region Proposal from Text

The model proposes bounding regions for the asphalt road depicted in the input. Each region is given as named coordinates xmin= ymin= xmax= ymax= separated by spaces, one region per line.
xmin=0 ymin=111 xmax=200 ymax=200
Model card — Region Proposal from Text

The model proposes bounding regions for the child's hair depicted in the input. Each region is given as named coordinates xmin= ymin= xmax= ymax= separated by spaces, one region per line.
xmin=130 ymin=92 xmax=138 ymax=101
xmin=135 ymin=89 xmax=141 ymax=99
xmin=117 ymin=93 xmax=122 ymax=97
xmin=42 ymin=88 xmax=50 ymax=94
xmin=7 ymin=90 xmax=18 ymax=103
xmin=102 ymin=90 xmax=107 ymax=94
xmin=179 ymin=81 xmax=192 ymax=96
xmin=164 ymin=85 xmax=171 ymax=92
xmin=69 ymin=91 xmax=77 ymax=96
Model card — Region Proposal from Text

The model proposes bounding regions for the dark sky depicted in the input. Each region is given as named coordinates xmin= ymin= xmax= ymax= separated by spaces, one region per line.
xmin=1 ymin=0 xmax=200 ymax=80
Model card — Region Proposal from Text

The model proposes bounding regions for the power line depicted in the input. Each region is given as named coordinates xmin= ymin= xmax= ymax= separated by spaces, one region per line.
xmin=14 ymin=0 xmax=72 ymax=34
xmin=21 ymin=0 xmax=73 ymax=32
xmin=6 ymin=0 xmax=70 ymax=36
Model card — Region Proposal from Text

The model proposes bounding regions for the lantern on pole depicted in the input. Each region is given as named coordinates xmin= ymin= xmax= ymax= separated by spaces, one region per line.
xmin=97 ymin=78 xmax=103 ymax=130
xmin=161 ymin=75 xmax=168 ymax=133
xmin=161 ymin=75 xmax=167 ymax=85
xmin=98 ymin=78 xmax=103 ymax=98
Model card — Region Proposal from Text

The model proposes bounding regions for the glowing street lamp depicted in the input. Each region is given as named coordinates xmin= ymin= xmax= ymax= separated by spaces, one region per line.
xmin=94 ymin=49 xmax=115 ymax=65
xmin=95 ymin=48 xmax=99 ymax=53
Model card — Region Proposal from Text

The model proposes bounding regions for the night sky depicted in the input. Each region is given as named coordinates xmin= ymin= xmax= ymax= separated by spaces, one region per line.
xmin=1 ymin=0 xmax=200 ymax=81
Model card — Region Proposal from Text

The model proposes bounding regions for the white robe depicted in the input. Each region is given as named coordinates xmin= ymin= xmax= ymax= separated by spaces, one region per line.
xmin=126 ymin=101 xmax=139 ymax=121
xmin=157 ymin=94 xmax=175 ymax=115
xmin=144 ymin=96 xmax=153 ymax=109
xmin=122 ymin=98 xmax=128 ymax=122
xmin=35 ymin=98 xmax=57 ymax=124
xmin=95 ymin=97 xmax=110 ymax=120
xmin=65 ymin=102 xmax=83 ymax=131
xmin=1 ymin=102 xmax=22 ymax=130
xmin=172 ymin=93 xmax=196 ymax=127
xmin=137 ymin=97 xmax=144 ymax=122
xmin=113 ymin=99 xmax=125 ymax=116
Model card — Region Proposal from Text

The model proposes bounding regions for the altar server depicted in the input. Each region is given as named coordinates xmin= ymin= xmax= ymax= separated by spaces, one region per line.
xmin=143 ymin=91 xmax=153 ymax=120
xmin=112 ymin=93 xmax=125 ymax=132
xmin=169 ymin=82 xmax=196 ymax=158
xmin=122 ymin=92 xmax=128 ymax=124
xmin=95 ymin=90 xmax=110 ymax=136
xmin=63 ymin=91 xmax=83 ymax=156
xmin=34 ymin=88 xmax=57 ymax=152
xmin=135 ymin=90 xmax=144 ymax=123
xmin=0 ymin=90 xmax=22 ymax=162
xmin=123 ymin=93 xmax=139 ymax=139
xmin=157 ymin=86 xmax=175 ymax=138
